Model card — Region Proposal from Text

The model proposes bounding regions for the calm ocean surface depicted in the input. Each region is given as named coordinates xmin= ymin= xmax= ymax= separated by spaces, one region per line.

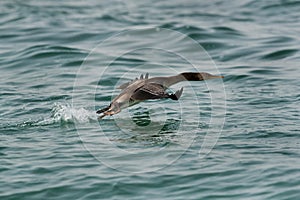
xmin=1 ymin=0 xmax=300 ymax=199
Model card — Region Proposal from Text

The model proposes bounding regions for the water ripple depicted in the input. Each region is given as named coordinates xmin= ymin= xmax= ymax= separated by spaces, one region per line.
xmin=261 ymin=49 xmax=298 ymax=60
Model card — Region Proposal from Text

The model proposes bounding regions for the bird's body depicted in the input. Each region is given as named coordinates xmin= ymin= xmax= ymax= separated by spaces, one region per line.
xmin=96 ymin=72 xmax=223 ymax=119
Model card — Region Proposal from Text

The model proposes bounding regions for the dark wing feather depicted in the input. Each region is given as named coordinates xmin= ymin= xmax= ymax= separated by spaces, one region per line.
xmin=131 ymin=83 xmax=167 ymax=100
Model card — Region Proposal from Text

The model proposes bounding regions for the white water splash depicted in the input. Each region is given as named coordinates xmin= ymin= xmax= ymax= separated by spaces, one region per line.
xmin=50 ymin=102 xmax=97 ymax=124
xmin=11 ymin=103 xmax=97 ymax=128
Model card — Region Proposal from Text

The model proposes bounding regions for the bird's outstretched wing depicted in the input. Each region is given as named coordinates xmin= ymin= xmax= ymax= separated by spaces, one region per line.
xmin=131 ymin=83 xmax=168 ymax=100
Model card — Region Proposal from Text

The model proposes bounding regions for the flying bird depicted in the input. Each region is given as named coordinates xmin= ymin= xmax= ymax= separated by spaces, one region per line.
xmin=96 ymin=72 xmax=223 ymax=119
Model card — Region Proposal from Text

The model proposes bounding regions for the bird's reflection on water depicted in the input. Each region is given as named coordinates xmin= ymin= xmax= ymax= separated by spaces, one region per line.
xmin=98 ymin=107 xmax=192 ymax=147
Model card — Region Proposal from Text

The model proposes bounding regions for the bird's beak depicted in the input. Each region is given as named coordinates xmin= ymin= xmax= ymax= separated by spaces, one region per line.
xmin=206 ymin=74 xmax=224 ymax=80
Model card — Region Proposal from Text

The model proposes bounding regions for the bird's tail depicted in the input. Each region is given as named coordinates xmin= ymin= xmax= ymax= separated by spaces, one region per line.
xmin=168 ymin=87 xmax=183 ymax=100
